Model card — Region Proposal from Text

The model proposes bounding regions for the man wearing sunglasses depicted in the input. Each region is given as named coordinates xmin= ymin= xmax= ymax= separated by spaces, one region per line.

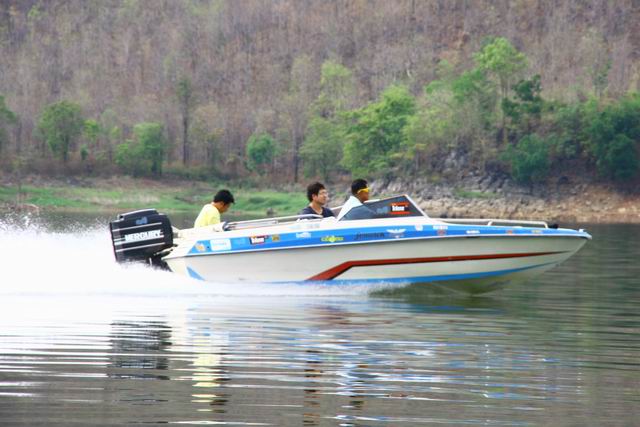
xmin=337 ymin=178 xmax=370 ymax=220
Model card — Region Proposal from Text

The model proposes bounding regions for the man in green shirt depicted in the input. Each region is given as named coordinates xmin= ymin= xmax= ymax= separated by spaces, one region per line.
xmin=194 ymin=189 xmax=235 ymax=229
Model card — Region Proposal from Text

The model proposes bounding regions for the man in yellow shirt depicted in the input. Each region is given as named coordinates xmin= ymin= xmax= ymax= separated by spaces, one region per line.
xmin=194 ymin=189 xmax=235 ymax=228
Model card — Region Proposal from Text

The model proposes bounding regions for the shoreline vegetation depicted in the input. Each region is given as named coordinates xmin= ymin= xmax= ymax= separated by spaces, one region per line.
xmin=1 ymin=7 xmax=639 ymax=228
xmin=1 ymin=175 xmax=638 ymax=224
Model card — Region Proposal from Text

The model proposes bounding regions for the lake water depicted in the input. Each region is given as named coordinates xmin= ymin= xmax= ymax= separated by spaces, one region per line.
xmin=0 ymin=213 xmax=638 ymax=426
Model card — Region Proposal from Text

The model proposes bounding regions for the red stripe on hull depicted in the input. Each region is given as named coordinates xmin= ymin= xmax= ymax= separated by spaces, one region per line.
xmin=307 ymin=251 xmax=564 ymax=281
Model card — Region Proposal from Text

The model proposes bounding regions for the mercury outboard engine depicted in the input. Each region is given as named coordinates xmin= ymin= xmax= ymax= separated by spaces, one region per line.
xmin=109 ymin=209 xmax=173 ymax=268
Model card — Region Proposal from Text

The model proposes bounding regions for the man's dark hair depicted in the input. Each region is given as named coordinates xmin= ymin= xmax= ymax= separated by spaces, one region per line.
xmin=351 ymin=178 xmax=368 ymax=195
xmin=306 ymin=182 xmax=326 ymax=202
xmin=213 ymin=189 xmax=235 ymax=205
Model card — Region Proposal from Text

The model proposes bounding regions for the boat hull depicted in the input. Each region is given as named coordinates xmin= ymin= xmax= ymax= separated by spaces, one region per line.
xmin=164 ymin=233 xmax=587 ymax=293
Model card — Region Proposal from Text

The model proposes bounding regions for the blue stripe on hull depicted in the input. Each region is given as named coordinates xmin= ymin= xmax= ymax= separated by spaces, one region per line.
xmin=271 ymin=262 xmax=555 ymax=286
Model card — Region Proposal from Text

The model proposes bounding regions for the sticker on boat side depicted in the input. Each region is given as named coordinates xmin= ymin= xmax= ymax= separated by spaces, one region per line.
xmin=295 ymin=231 xmax=311 ymax=239
xmin=354 ymin=232 xmax=386 ymax=241
xmin=249 ymin=236 xmax=267 ymax=245
xmin=209 ymin=239 xmax=232 ymax=251
xmin=390 ymin=201 xmax=410 ymax=214
xmin=387 ymin=228 xmax=406 ymax=238
xmin=271 ymin=234 xmax=281 ymax=242
xmin=321 ymin=235 xmax=344 ymax=243
xmin=466 ymin=230 xmax=480 ymax=235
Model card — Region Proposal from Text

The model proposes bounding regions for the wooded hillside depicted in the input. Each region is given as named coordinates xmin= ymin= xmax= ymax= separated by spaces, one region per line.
xmin=1 ymin=0 xmax=639 ymax=186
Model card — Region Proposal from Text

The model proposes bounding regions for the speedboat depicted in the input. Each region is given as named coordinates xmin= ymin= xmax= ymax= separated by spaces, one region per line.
xmin=109 ymin=195 xmax=591 ymax=294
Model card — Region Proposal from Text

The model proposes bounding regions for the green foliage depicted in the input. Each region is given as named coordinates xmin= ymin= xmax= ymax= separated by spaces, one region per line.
xmin=603 ymin=134 xmax=638 ymax=180
xmin=474 ymin=37 xmax=528 ymax=97
xmin=501 ymin=134 xmax=550 ymax=185
xmin=300 ymin=116 xmax=345 ymax=182
xmin=83 ymin=119 xmax=100 ymax=143
xmin=176 ymin=77 xmax=194 ymax=108
xmin=474 ymin=37 xmax=529 ymax=144
xmin=301 ymin=60 xmax=354 ymax=181
xmin=342 ymin=85 xmax=416 ymax=177
xmin=80 ymin=119 xmax=100 ymax=161
xmin=0 ymin=95 xmax=18 ymax=152
xmin=115 ymin=140 xmax=145 ymax=176
xmin=502 ymin=75 xmax=544 ymax=136
xmin=114 ymin=122 xmax=167 ymax=176
xmin=135 ymin=122 xmax=167 ymax=175
xmin=583 ymin=94 xmax=640 ymax=179
xmin=36 ymin=100 xmax=84 ymax=163
xmin=402 ymin=64 xmax=495 ymax=174
xmin=246 ymin=133 xmax=280 ymax=174
xmin=314 ymin=60 xmax=356 ymax=115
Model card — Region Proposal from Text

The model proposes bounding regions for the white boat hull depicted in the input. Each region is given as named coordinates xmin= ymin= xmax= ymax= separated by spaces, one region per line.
xmin=164 ymin=221 xmax=588 ymax=293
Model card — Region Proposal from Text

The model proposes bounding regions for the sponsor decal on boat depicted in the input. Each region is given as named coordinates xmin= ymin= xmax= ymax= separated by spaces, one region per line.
xmin=531 ymin=229 xmax=543 ymax=234
xmin=390 ymin=201 xmax=410 ymax=214
xmin=271 ymin=234 xmax=281 ymax=242
xmin=433 ymin=225 xmax=448 ymax=230
xmin=506 ymin=229 xmax=514 ymax=235
xmin=415 ymin=224 xmax=423 ymax=231
xmin=295 ymin=231 xmax=311 ymax=239
xmin=321 ymin=235 xmax=344 ymax=243
xmin=437 ymin=229 xmax=446 ymax=236
xmin=124 ymin=229 xmax=162 ymax=243
xmin=209 ymin=238 xmax=232 ymax=251
xmin=194 ymin=243 xmax=206 ymax=252
xmin=249 ymin=235 xmax=267 ymax=245
xmin=466 ymin=230 xmax=480 ymax=235
xmin=354 ymin=232 xmax=386 ymax=241
xmin=387 ymin=228 xmax=406 ymax=238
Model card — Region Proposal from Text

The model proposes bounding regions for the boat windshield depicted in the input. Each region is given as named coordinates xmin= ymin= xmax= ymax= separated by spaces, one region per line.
xmin=338 ymin=195 xmax=426 ymax=221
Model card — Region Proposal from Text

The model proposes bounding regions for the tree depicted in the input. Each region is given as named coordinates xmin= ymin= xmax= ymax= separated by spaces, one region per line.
xmin=81 ymin=119 xmax=101 ymax=162
xmin=36 ymin=100 xmax=84 ymax=163
xmin=177 ymin=76 xmax=196 ymax=165
xmin=501 ymin=134 xmax=550 ymax=186
xmin=602 ymin=134 xmax=638 ymax=181
xmin=300 ymin=116 xmax=345 ymax=182
xmin=313 ymin=60 xmax=356 ymax=116
xmin=0 ymin=95 xmax=18 ymax=154
xmin=342 ymin=85 xmax=416 ymax=177
xmin=474 ymin=37 xmax=528 ymax=144
xmin=115 ymin=122 xmax=167 ymax=176
xmin=246 ymin=133 xmax=280 ymax=176
xmin=300 ymin=60 xmax=355 ymax=181
xmin=282 ymin=55 xmax=318 ymax=182
xmin=502 ymin=75 xmax=544 ymax=137
xmin=402 ymin=64 xmax=495 ymax=175
xmin=584 ymin=94 xmax=640 ymax=180
xmin=136 ymin=122 xmax=167 ymax=175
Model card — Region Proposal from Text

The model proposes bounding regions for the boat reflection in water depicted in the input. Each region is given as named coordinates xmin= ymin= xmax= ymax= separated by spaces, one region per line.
xmin=110 ymin=195 xmax=591 ymax=294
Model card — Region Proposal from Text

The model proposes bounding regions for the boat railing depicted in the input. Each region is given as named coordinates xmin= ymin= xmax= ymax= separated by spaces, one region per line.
xmin=226 ymin=214 xmax=323 ymax=231
xmin=437 ymin=218 xmax=549 ymax=228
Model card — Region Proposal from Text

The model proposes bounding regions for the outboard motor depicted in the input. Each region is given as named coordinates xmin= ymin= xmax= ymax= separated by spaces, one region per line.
xmin=109 ymin=209 xmax=173 ymax=268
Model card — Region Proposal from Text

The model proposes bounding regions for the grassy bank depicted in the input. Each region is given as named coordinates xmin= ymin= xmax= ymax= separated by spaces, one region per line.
xmin=0 ymin=178 xmax=309 ymax=218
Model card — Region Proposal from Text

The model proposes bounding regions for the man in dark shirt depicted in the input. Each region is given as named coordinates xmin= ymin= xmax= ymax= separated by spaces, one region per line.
xmin=299 ymin=182 xmax=336 ymax=218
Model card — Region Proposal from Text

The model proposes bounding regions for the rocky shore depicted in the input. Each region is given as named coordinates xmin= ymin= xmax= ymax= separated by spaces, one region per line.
xmin=1 ymin=174 xmax=639 ymax=224
xmin=375 ymin=175 xmax=640 ymax=224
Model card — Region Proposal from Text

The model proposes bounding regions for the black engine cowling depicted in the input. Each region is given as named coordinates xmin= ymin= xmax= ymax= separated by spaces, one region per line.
xmin=109 ymin=209 xmax=173 ymax=266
